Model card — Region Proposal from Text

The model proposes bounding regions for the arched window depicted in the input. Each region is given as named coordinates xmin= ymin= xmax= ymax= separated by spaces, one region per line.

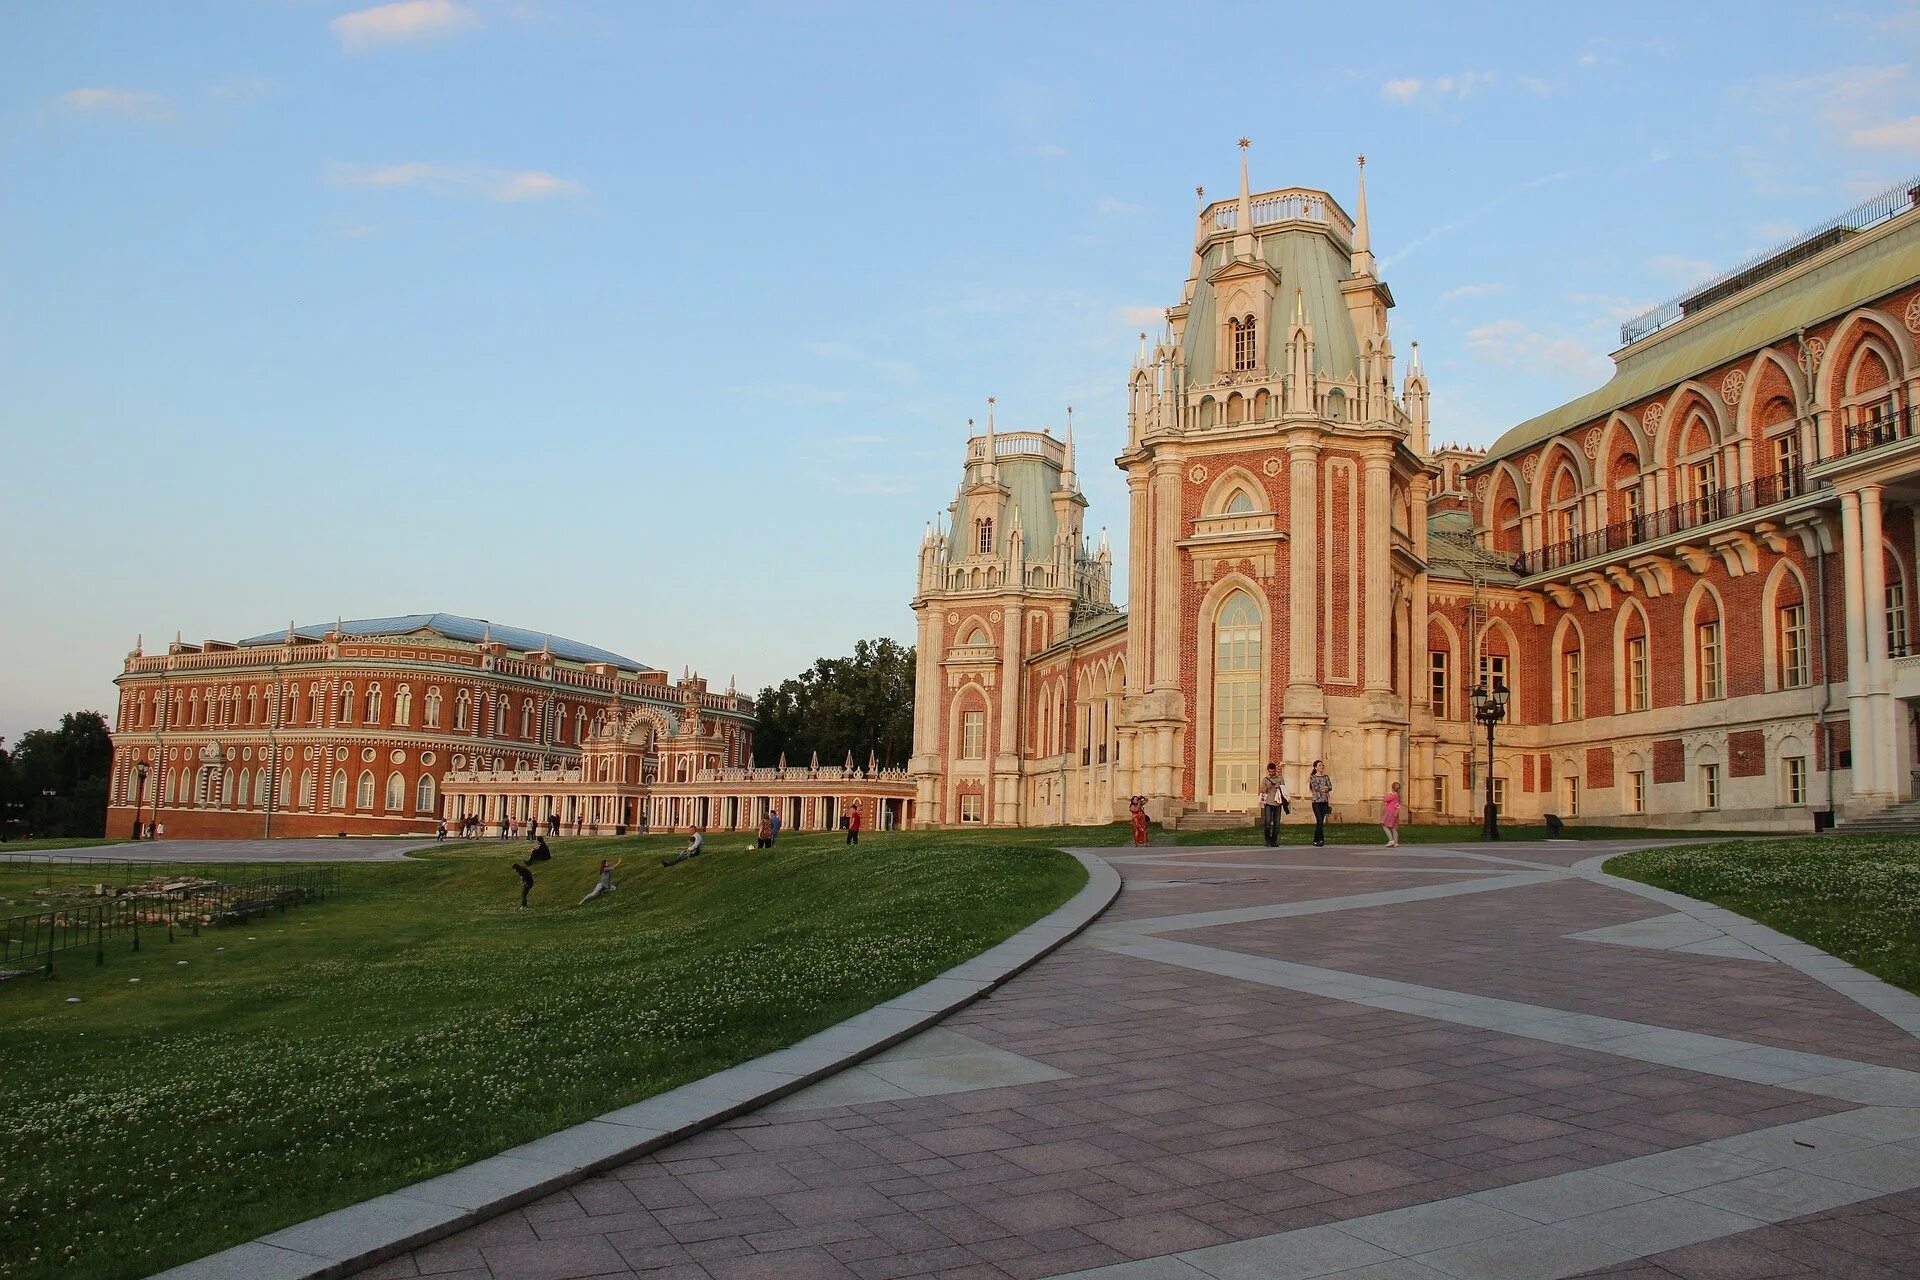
xmin=575 ymin=707 xmax=587 ymax=742
xmin=247 ymin=688 xmax=259 ymax=724
xmin=307 ymin=683 xmax=322 ymax=724
xmin=254 ymin=769 xmax=270 ymax=806
xmin=976 ymin=517 xmax=993 ymax=555
xmin=1691 ymin=590 xmax=1725 ymax=702
xmin=496 ymin=696 xmax=510 ymax=736
xmin=330 ymin=769 xmax=347 ymax=808
xmin=365 ymin=684 xmax=382 ymax=724
xmin=1224 ymin=489 xmax=1256 ymax=515
xmin=339 ymin=683 xmax=355 ymax=724
xmin=1211 ymin=590 xmax=1262 ymax=803
xmin=416 ymin=773 xmax=436 ymax=813
xmin=299 ymin=768 xmax=315 ymax=808
xmin=455 ymin=690 xmax=471 ymax=731
xmin=222 ymin=768 xmax=237 ymax=806
xmin=1231 ymin=315 xmax=1257 ymax=371
xmin=554 ymin=702 xmax=568 ymax=743
xmin=385 ymin=771 xmax=406 ymax=811
xmin=425 ymin=687 xmax=442 ymax=728
xmin=963 ymin=626 xmax=989 ymax=647
xmin=394 ymin=685 xmax=412 ymax=726
xmin=357 ymin=770 xmax=375 ymax=809
xmin=520 ymin=701 xmax=533 ymax=738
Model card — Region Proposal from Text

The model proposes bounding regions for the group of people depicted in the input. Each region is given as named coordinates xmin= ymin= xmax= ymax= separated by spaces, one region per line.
xmin=1128 ymin=765 xmax=1405 ymax=848
xmin=441 ymin=813 xmax=566 ymax=841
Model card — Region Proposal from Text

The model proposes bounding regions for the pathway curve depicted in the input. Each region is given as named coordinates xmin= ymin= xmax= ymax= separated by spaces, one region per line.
xmin=362 ymin=839 xmax=1920 ymax=1280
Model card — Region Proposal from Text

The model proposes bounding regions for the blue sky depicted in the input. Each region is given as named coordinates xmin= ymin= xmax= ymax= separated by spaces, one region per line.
xmin=3 ymin=0 xmax=1915 ymax=743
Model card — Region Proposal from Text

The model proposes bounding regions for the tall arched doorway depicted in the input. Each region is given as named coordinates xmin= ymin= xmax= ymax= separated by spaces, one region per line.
xmin=1210 ymin=590 xmax=1262 ymax=809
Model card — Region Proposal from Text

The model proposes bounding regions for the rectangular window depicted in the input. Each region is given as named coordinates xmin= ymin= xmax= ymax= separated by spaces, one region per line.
xmin=1890 ymin=580 xmax=1910 ymax=658
xmin=1627 ymin=770 xmax=1646 ymax=815
xmin=1432 ymin=775 xmax=1447 ymax=814
xmin=1623 ymin=484 xmax=1643 ymax=529
xmin=1784 ymin=755 xmax=1808 ymax=806
xmin=1780 ymin=605 xmax=1809 ymax=688
xmin=1490 ymin=777 xmax=1506 ymax=817
xmin=1701 ymin=762 xmax=1721 ymax=810
xmin=1774 ymin=431 xmax=1801 ymax=495
xmin=959 ymin=793 xmax=982 ymax=824
xmin=1563 ymin=776 xmax=1580 ymax=819
xmin=961 ymin=711 xmax=985 ymax=760
xmin=1691 ymin=459 xmax=1719 ymax=522
xmin=1626 ymin=635 xmax=1649 ymax=711
xmin=1561 ymin=649 xmax=1584 ymax=721
xmin=1429 ymin=651 xmax=1450 ymax=719
xmin=1697 ymin=622 xmax=1723 ymax=701
xmin=1477 ymin=653 xmax=1508 ymax=695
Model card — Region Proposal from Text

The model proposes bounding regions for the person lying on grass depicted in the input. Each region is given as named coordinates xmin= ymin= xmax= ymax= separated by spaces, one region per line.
xmin=661 ymin=827 xmax=704 ymax=868
xmin=578 ymin=857 xmax=623 ymax=905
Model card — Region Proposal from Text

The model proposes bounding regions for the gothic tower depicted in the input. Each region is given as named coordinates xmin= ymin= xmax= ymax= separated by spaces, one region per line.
xmin=1119 ymin=147 xmax=1434 ymax=816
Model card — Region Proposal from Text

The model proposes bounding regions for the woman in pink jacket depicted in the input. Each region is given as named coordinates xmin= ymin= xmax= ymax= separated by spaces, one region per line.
xmin=1381 ymin=781 xmax=1402 ymax=848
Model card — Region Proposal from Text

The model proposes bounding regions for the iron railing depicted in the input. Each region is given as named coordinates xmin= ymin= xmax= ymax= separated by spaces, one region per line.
xmin=1842 ymin=402 xmax=1919 ymax=457
xmin=1514 ymin=466 xmax=1804 ymax=577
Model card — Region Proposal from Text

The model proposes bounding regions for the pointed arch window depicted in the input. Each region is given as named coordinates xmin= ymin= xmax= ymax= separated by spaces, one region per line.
xmin=385 ymin=771 xmax=406 ymax=811
xmin=1224 ymin=489 xmax=1257 ymax=515
xmin=365 ymin=683 xmax=382 ymax=724
xmin=455 ymin=689 xmax=470 ymax=731
xmin=976 ymin=517 xmax=993 ymax=555
xmin=339 ymin=683 xmax=355 ymax=724
xmin=1231 ymin=315 xmax=1257 ymax=371
xmin=520 ymin=701 xmax=533 ymax=738
xmin=415 ymin=774 xmax=436 ymax=813
xmin=330 ymin=769 xmax=347 ymax=808
xmin=1210 ymin=591 xmax=1262 ymax=802
xmin=394 ymin=685 xmax=412 ymax=727
xmin=357 ymin=770 xmax=376 ymax=809
xmin=424 ymin=686 xmax=441 ymax=728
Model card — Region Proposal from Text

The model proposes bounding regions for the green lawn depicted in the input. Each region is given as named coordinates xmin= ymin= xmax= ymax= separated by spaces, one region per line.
xmin=1608 ymin=835 xmax=1920 ymax=994
xmin=0 ymin=831 xmax=1085 ymax=1280
xmin=0 ymin=837 xmax=128 ymax=853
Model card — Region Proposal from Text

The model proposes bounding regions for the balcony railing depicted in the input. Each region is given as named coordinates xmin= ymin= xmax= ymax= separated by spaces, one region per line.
xmin=1842 ymin=403 xmax=1919 ymax=458
xmin=1513 ymin=466 xmax=1804 ymax=577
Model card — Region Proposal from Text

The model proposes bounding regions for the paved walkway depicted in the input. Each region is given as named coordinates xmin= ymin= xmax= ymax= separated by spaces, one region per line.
xmin=362 ymin=839 xmax=1920 ymax=1280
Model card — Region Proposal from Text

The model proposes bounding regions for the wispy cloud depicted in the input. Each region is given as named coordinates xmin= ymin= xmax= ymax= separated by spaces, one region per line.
xmin=58 ymin=88 xmax=173 ymax=123
xmin=1851 ymin=116 xmax=1920 ymax=149
xmin=1095 ymin=195 xmax=1144 ymax=216
xmin=207 ymin=76 xmax=277 ymax=105
xmin=1382 ymin=170 xmax=1568 ymax=268
xmin=1516 ymin=76 xmax=1555 ymax=95
xmin=331 ymin=0 xmax=481 ymax=52
xmin=1379 ymin=71 xmax=1495 ymax=108
xmin=1441 ymin=282 xmax=1507 ymax=301
xmin=1464 ymin=319 xmax=1612 ymax=382
xmin=327 ymin=162 xmax=585 ymax=202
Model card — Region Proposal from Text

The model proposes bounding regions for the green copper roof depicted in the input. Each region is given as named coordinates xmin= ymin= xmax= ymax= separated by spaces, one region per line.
xmin=1485 ymin=208 xmax=1920 ymax=462
xmin=946 ymin=440 xmax=1075 ymax=564
xmin=1181 ymin=230 xmax=1361 ymax=386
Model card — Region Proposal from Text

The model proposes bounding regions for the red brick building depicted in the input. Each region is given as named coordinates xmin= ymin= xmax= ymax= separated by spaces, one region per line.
xmin=912 ymin=156 xmax=1920 ymax=832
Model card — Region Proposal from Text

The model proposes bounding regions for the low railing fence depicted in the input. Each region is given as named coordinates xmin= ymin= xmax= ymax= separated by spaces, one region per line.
xmin=0 ymin=864 xmax=337 ymax=977
xmin=1514 ymin=467 xmax=1804 ymax=577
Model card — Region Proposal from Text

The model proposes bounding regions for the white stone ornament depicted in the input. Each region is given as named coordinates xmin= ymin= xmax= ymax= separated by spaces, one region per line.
xmin=1262 ymin=456 xmax=1283 ymax=476
xmin=1582 ymin=428 xmax=1600 ymax=459
xmin=1905 ymin=296 xmax=1920 ymax=335
xmin=1522 ymin=455 xmax=1538 ymax=482
xmin=1188 ymin=464 xmax=1209 ymax=484
xmin=1720 ymin=369 xmax=1746 ymax=406
xmin=1642 ymin=402 xmax=1665 ymax=430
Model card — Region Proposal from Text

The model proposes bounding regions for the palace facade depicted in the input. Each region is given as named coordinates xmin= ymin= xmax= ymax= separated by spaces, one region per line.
xmin=106 ymin=614 xmax=913 ymax=839
xmin=911 ymin=157 xmax=1920 ymax=833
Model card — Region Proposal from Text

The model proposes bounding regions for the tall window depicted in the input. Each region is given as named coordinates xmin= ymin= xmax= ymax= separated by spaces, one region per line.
xmin=1623 ymin=484 xmax=1643 ymax=528
xmin=961 ymin=711 xmax=985 ymax=759
xmin=976 ymin=517 xmax=993 ymax=555
xmin=1780 ymin=605 xmax=1809 ymax=688
xmin=385 ymin=772 xmax=405 ymax=811
xmin=520 ymin=702 xmax=533 ymax=738
xmin=455 ymin=690 xmax=470 ymax=731
xmin=1784 ymin=755 xmax=1808 ymax=806
xmin=1774 ymin=431 xmax=1801 ymax=495
xmin=1626 ymin=635 xmax=1649 ymax=711
xmin=1701 ymin=762 xmax=1721 ymax=810
xmin=1560 ymin=648 xmax=1584 ymax=720
xmin=1690 ymin=458 xmax=1719 ymax=521
xmin=1697 ymin=621 xmax=1724 ymax=701
xmin=395 ymin=686 xmax=413 ymax=726
xmin=1431 ymin=775 xmax=1447 ymax=814
xmin=340 ymin=684 xmax=355 ymax=724
xmin=1562 ymin=776 xmax=1580 ymax=819
xmin=300 ymin=768 xmax=315 ymax=808
xmin=1211 ymin=591 xmax=1262 ymax=803
xmin=330 ymin=770 xmax=347 ymax=808
xmin=1890 ymin=579 xmax=1910 ymax=658
xmin=1478 ymin=653 xmax=1508 ymax=694
xmin=1627 ymin=770 xmax=1646 ymax=814
xmin=959 ymin=792 xmax=982 ymax=823
xmin=1490 ymin=777 xmax=1506 ymax=816
xmin=416 ymin=774 xmax=436 ymax=813
xmin=1428 ymin=651 xmax=1450 ymax=719
xmin=1231 ymin=315 xmax=1257 ymax=371
xmin=495 ymin=697 xmax=509 ymax=736
xmin=357 ymin=770 xmax=376 ymax=809
xmin=365 ymin=685 xmax=381 ymax=724
xmin=425 ymin=687 xmax=441 ymax=728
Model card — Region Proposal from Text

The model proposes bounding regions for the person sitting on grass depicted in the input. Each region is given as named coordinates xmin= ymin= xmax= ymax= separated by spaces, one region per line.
xmin=578 ymin=857 xmax=623 ymax=904
xmin=513 ymin=859 xmax=535 ymax=909
xmin=529 ymin=835 xmax=552 ymax=863
xmin=661 ymin=827 xmax=704 ymax=868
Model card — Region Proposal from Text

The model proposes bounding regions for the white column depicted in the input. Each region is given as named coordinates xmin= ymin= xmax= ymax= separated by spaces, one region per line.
xmin=1861 ymin=485 xmax=1894 ymax=799
xmin=1839 ymin=489 xmax=1878 ymax=803
xmin=1363 ymin=452 xmax=1392 ymax=694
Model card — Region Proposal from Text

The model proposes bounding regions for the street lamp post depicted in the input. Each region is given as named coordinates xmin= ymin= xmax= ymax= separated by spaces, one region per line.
xmin=131 ymin=763 xmax=148 ymax=840
xmin=1470 ymin=679 xmax=1510 ymax=841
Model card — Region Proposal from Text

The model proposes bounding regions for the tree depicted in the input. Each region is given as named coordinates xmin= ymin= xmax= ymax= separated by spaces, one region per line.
xmin=4 ymin=711 xmax=113 ymax=838
xmin=754 ymin=639 xmax=915 ymax=770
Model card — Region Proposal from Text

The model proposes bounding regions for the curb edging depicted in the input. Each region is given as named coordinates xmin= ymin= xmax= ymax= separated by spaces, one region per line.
xmin=150 ymin=849 xmax=1121 ymax=1280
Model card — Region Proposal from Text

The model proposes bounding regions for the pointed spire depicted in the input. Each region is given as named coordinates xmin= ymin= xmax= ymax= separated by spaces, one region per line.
xmin=1234 ymin=137 xmax=1254 ymax=256
xmin=777 ymin=751 xmax=787 ymax=770
xmin=135 ymin=632 xmax=143 ymax=655
xmin=809 ymin=749 xmax=820 ymax=769
xmin=480 ymin=622 xmax=491 ymax=644
xmin=1293 ymin=287 xmax=1306 ymax=327
xmin=845 ymin=749 xmax=855 ymax=770
xmin=1351 ymin=155 xmax=1376 ymax=278
xmin=1097 ymin=526 xmax=1111 ymax=557
xmin=1061 ymin=406 xmax=1078 ymax=492
xmin=286 ymin=620 xmax=296 ymax=643
xmin=1410 ymin=340 xmax=1423 ymax=373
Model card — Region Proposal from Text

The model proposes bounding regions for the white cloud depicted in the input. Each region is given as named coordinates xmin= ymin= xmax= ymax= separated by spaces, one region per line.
xmin=1381 ymin=78 xmax=1423 ymax=103
xmin=1565 ymin=292 xmax=1655 ymax=323
xmin=58 ymin=88 xmax=173 ymax=123
xmin=1851 ymin=116 xmax=1920 ymax=149
xmin=1441 ymin=282 xmax=1507 ymax=300
xmin=327 ymin=162 xmax=585 ymax=202
xmin=331 ymin=0 xmax=481 ymax=51
xmin=1465 ymin=319 xmax=1612 ymax=382
xmin=1517 ymin=75 xmax=1554 ymax=95
xmin=1381 ymin=71 xmax=1494 ymax=107
xmin=207 ymin=76 xmax=277 ymax=104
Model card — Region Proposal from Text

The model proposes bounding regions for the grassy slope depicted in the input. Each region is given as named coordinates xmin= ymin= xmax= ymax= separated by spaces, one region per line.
xmin=0 ymin=831 xmax=1083 ymax=1280
xmin=1608 ymin=834 xmax=1920 ymax=993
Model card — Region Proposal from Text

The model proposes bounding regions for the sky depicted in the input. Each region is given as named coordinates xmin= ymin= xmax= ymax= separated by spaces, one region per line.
xmin=4 ymin=0 xmax=1919 ymax=743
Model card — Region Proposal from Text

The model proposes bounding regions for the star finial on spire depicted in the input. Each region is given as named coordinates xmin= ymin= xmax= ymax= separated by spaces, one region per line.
xmin=1238 ymin=137 xmax=1250 ymax=150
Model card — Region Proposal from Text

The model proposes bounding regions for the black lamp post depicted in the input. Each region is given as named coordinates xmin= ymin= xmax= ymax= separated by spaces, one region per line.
xmin=131 ymin=763 xmax=148 ymax=840
xmin=1470 ymin=679 xmax=1510 ymax=841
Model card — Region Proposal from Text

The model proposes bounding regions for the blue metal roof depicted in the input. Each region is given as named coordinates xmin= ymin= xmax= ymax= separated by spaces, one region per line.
xmin=236 ymin=613 xmax=653 ymax=672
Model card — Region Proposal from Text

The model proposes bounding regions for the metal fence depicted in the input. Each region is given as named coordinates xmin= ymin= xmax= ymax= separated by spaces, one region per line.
xmin=0 ymin=864 xmax=338 ymax=977
xmin=1514 ymin=466 xmax=1804 ymax=577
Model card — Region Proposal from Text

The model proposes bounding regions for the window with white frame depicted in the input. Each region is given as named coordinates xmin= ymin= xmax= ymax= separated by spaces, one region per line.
xmin=1627 ymin=770 xmax=1646 ymax=814
xmin=1780 ymin=605 xmax=1809 ymax=688
xmin=961 ymin=711 xmax=985 ymax=759
xmin=959 ymin=792 xmax=982 ymax=823
xmin=365 ymin=684 xmax=381 ymax=724
xmin=976 ymin=517 xmax=993 ymax=555
xmin=1562 ymin=775 xmax=1580 ymax=818
xmin=1697 ymin=621 xmax=1724 ymax=701
xmin=330 ymin=770 xmax=347 ymax=808
xmin=385 ymin=771 xmax=405 ymax=811
xmin=1560 ymin=647 xmax=1584 ymax=720
xmin=1784 ymin=755 xmax=1808 ymax=806
xmin=1690 ymin=457 xmax=1719 ymax=521
xmin=1432 ymin=775 xmax=1447 ymax=813
xmin=1490 ymin=777 xmax=1506 ymax=816
xmin=520 ymin=701 xmax=533 ymax=738
xmin=1773 ymin=431 xmax=1801 ymax=495
xmin=425 ymin=687 xmax=441 ymax=728
xmin=357 ymin=770 xmax=376 ymax=809
xmin=1477 ymin=653 xmax=1508 ymax=694
xmin=394 ymin=685 xmax=412 ymax=726
xmin=1626 ymin=634 xmax=1650 ymax=711
xmin=455 ymin=690 xmax=470 ymax=731
xmin=1890 ymin=579 xmax=1910 ymax=657
xmin=1210 ymin=591 xmax=1262 ymax=802
xmin=340 ymin=684 xmax=354 ymax=724
xmin=1701 ymin=762 xmax=1721 ymax=810
xmin=416 ymin=774 xmax=436 ymax=813
xmin=1429 ymin=650 xmax=1450 ymax=718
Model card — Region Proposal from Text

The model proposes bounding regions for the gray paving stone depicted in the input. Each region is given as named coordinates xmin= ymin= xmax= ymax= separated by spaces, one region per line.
xmin=1050 ymin=1258 xmax=1215 ymax=1279
xmin=1182 ymin=1224 xmax=1396 ymax=1278
xmin=147 ymin=1242 xmax=325 ymax=1280
xmin=1333 ymin=1198 xmax=1536 ymax=1253
xmin=398 ymin=1154 xmax=574 ymax=1210
xmin=260 ymin=1192 xmax=468 ymax=1261
xmin=1800 ymin=1141 xmax=1920 ymax=1192
xmin=1556 ymin=1196 xmax=1765 ymax=1255
xmin=1412 ymin=1222 xmax=1639 ymax=1280
xmin=1600 ymin=1147 xmax=1772 ymax=1194
xmin=1702 ymin=1119 xmax=1881 ymax=1166
xmin=1682 ymin=1166 xmax=1882 ymax=1219
xmin=1466 ymin=1170 xmax=1659 ymax=1224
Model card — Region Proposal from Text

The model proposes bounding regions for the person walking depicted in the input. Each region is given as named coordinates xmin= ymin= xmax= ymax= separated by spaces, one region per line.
xmin=661 ymin=827 xmax=704 ymax=868
xmin=548 ymin=812 xmax=560 ymax=837
xmin=769 ymin=809 xmax=782 ymax=845
xmin=1308 ymin=761 xmax=1333 ymax=847
xmin=756 ymin=811 xmax=774 ymax=849
xmin=1381 ymin=781 xmax=1403 ymax=847
xmin=1258 ymin=763 xmax=1290 ymax=848
xmin=512 ymin=859 xmax=535 ymax=908
xmin=578 ymin=857 xmax=623 ymax=904
xmin=1129 ymin=796 xmax=1150 ymax=846
xmin=846 ymin=803 xmax=863 ymax=847
xmin=436 ymin=819 xmax=448 ymax=841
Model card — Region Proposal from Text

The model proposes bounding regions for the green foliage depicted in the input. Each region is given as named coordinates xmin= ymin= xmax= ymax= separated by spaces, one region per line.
xmin=1608 ymin=835 xmax=1920 ymax=994
xmin=0 ymin=830 xmax=1083 ymax=1280
xmin=753 ymin=637 xmax=915 ymax=769
xmin=2 ymin=711 xmax=113 ymax=840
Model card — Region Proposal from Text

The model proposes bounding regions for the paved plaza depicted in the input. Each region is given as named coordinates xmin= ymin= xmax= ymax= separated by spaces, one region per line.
xmin=354 ymin=838 xmax=1920 ymax=1280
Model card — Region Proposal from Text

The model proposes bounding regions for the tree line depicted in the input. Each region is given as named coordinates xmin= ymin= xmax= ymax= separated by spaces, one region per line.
xmin=752 ymin=638 xmax=915 ymax=771
xmin=1 ymin=711 xmax=113 ymax=839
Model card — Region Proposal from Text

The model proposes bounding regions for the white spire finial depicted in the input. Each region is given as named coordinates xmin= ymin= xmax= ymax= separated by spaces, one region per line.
xmin=1410 ymin=339 xmax=1422 ymax=372
xmin=1351 ymin=154 xmax=1376 ymax=277
xmin=1234 ymin=139 xmax=1253 ymax=255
